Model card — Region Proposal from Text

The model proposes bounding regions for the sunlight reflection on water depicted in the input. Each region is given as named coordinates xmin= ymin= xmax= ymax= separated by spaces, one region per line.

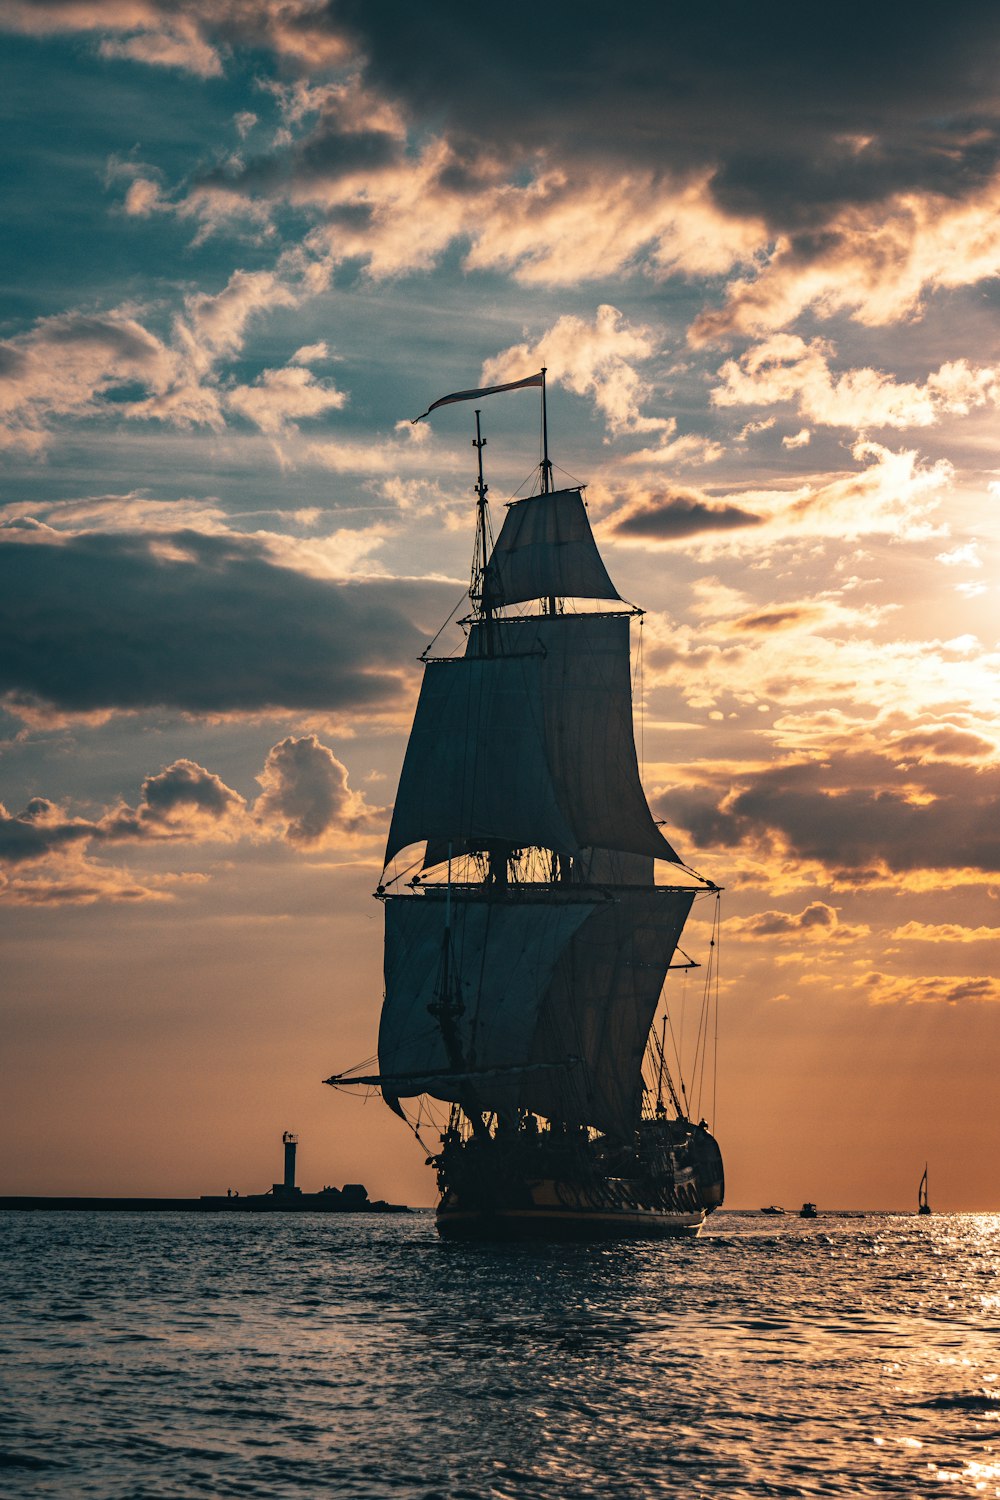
xmin=1 ymin=1210 xmax=998 ymax=1498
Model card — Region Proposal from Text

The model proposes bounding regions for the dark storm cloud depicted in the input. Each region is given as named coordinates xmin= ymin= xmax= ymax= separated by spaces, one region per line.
xmin=0 ymin=529 xmax=446 ymax=719
xmin=610 ymin=491 xmax=762 ymax=540
xmin=661 ymin=755 xmax=1000 ymax=877
xmin=333 ymin=0 xmax=1000 ymax=228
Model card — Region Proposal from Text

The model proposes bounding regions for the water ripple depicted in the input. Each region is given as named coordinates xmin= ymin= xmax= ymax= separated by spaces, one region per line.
xmin=2 ymin=1210 xmax=999 ymax=1497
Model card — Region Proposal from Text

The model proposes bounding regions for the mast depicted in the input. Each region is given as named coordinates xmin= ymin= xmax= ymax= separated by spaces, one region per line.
xmin=540 ymin=366 xmax=552 ymax=495
xmin=470 ymin=410 xmax=494 ymax=642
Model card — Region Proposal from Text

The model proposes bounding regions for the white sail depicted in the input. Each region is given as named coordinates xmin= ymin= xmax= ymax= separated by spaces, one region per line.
xmin=467 ymin=614 xmax=681 ymax=864
xmin=379 ymin=893 xmax=599 ymax=1103
xmin=484 ymin=488 xmax=620 ymax=606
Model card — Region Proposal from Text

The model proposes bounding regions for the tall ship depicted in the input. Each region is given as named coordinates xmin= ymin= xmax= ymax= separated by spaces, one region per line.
xmin=326 ymin=371 xmax=725 ymax=1238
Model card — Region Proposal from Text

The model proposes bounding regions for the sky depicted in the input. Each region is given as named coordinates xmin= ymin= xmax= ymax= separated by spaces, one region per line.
xmin=2 ymin=0 xmax=999 ymax=1211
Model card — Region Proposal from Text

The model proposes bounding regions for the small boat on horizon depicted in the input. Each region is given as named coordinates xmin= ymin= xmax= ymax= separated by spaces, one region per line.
xmin=799 ymin=1202 xmax=818 ymax=1218
xmin=760 ymin=1205 xmax=785 ymax=1215
xmin=918 ymin=1163 xmax=931 ymax=1216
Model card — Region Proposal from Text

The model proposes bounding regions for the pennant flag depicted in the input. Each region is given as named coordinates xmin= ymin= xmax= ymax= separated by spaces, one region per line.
xmin=412 ymin=370 xmax=543 ymax=423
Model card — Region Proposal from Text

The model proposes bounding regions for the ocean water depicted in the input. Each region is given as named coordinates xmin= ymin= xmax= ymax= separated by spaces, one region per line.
xmin=2 ymin=1210 xmax=998 ymax=1499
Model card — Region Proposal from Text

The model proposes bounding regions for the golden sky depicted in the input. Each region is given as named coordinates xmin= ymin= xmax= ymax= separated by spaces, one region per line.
xmin=2 ymin=1 xmax=999 ymax=1209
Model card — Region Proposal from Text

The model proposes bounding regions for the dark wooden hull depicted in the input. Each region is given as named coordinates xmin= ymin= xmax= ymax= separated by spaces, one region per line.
xmin=432 ymin=1121 xmax=723 ymax=1241
xmin=436 ymin=1200 xmax=705 ymax=1240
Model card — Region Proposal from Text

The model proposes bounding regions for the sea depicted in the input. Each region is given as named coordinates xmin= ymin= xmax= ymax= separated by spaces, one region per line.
xmin=2 ymin=1209 xmax=998 ymax=1499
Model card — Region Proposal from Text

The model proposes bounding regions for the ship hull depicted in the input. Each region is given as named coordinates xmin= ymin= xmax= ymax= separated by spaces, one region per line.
xmin=432 ymin=1120 xmax=723 ymax=1242
xmin=436 ymin=1202 xmax=705 ymax=1240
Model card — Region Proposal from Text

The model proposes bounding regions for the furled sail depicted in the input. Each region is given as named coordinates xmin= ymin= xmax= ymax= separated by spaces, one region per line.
xmin=484 ymin=488 xmax=620 ymax=606
xmin=379 ymin=892 xmax=600 ymax=1102
xmin=467 ymin=614 xmax=681 ymax=864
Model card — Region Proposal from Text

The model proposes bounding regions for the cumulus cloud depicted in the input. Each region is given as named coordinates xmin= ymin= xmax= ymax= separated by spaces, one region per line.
xmin=0 ymin=738 xmax=383 ymax=903
xmin=224 ymin=364 xmax=347 ymax=436
xmin=255 ymin=735 xmax=385 ymax=846
xmin=727 ymin=901 xmax=869 ymax=942
xmin=712 ymin=335 xmax=1000 ymax=430
xmin=0 ymin=762 xmax=247 ymax=868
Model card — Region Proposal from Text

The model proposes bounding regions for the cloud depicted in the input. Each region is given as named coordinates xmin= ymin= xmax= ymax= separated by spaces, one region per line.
xmin=480 ymin=306 xmax=670 ymax=437
xmin=862 ymin=972 xmax=1000 ymax=1006
xmin=0 ymin=310 xmax=185 ymax=449
xmin=726 ymin=901 xmax=869 ymax=942
xmin=689 ymin=178 xmax=1000 ymax=345
xmin=712 ymin=335 xmax=1000 ymax=430
xmin=98 ymin=17 xmax=222 ymax=77
xmin=607 ymin=488 xmax=763 ymax=541
xmin=889 ymin=725 xmax=997 ymax=764
xmin=224 ymin=364 xmax=347 ymax=436
xmin=604 ymin=442 xmax=950 ymax=553
xmin=0 ymin=762 xmax=246 ymax=867
xmin=0 ymin=737 xmax=384 ymax=902
xmin=11 ymin=2 xmax=1000 ymax=337
xmin=0 ymin=862 xmax=180 ymax=907
xmin=103 ymin=760 xmax=248 ymax=842
xmin=890 ymin=921 xmax=1000 ymax=943
xmin=255 ymin=735 xmax=385 ymax=846
xmin=0 ymin=267 xmax=321 ymax=448
xmin=936 ymin=542 xmax=982 ymax=569
xmin=661 ymin=755 xmax=1000 ymax=883
xmin=0 ymin=526 xmax=440 ymax=724
xmin=0 ymin=2 xmax=349 ymax=76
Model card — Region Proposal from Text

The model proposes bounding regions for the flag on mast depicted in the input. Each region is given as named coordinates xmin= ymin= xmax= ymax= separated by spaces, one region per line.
xmin=412 ymin=371 xmax=544 ymax=423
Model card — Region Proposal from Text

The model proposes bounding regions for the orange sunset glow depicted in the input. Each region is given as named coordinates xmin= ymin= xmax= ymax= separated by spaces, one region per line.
xmin=2 ymin=1 xmax=999 ymax=1215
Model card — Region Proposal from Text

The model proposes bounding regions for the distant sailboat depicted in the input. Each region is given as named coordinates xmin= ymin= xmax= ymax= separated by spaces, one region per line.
xmin=918 ymin=1163 xmax=931 ymax=1216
